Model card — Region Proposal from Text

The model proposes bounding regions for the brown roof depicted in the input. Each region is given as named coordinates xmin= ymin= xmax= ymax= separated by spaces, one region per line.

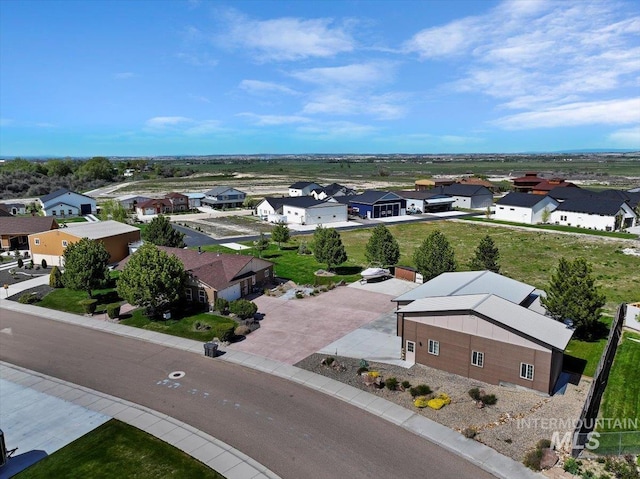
xmin=457 ymin=177 xmax=495 ymax=188
xmin=165 ymin=192 xmax=188 ymax=199
xmin=117 ymin=246 xmax=273 ymax=291
xmin=0 ymin=216 xmax=59 ymax=235
xmin=532 ymin=179 xmax=576 ymax=192
xmin=137 ymin=198 xmax=171 ymax=209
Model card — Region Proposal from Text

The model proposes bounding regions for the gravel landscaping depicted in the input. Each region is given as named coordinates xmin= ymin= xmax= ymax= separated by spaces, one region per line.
xmin=295 ymin=353 xmax=589 ymax=462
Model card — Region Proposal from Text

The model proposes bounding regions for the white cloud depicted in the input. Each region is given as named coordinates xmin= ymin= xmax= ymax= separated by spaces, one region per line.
xmin=176 ymin=52 xmax=218 ymax=67
xmin=291 ymin=62 xmax=395 ymax=86
xmin=188 ymin=94 xmax=211 ymax=103
xmin=608 ymin=125 xmax=640 ymax=146
xmin=218 ymin=10 xmax=354 ymax=61
xmin=237 ymin=113 xmax=310 ymax=126
xmin=113 ymin=72 xmax=135 ymax=80
xmin=404 ymin=0 xmax=640 ymax=130
xmin=146 ymin=116 xmax=193 ymax=128
xmin=297 ymin=121 xmax=378 ymax=138
xmin=493 ymin=98 xmax=640 ymax=130
xmin=239 ymin=80 xmax=299 ymax=96
xmin=302 ymin=92 xmax=406 ymax=120
xmin=145 ymin=116 xmax=221 ymax=135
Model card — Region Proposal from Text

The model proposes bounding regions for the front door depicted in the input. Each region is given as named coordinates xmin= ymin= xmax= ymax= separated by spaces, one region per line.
xmin=405 ymin=340 xmax=416 ymax=364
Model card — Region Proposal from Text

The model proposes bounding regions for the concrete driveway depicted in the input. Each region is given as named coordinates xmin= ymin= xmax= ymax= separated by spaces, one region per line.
xmin=228 ymin=279 xmax=419 ymax=365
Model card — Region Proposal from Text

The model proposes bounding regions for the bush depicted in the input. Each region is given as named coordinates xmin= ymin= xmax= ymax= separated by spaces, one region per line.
xmin=324 ymin=356 xmax=335 ymax=366
xmin=564 ymin=457 xmax=580 ymax=475
xmin=214 ymin=297 xmax=229 ymax=314
xmin=523 ymin=449 xmax=543 ymax=471
xmin=409 ymin=384 xmax=432 ymax=398
xmin=49 ymin=266 xmax=63 ymax=288
xmin=401 ymin=380 xmax=411 ymax=389
xmin=78 ymin=299 xmax=98 ymax=315
xmin=481 ymin=394 xmax=497 ymax=405
xmin=356 ymin=366 xmax=369 ymax=375
xmin=385 ymin=377 xmax=399 ymax=391
xmin=427 ymin=393 xmax=451 ymax=410
xmin=536 ymin=439 xmax=552 ymax=450
xmin=367 ymin=371 xmax=380 ymax=378
xmin=234 ymin=325 xmax=251 ymax=336
xmin=462 ymin=427 xmax=477 ymax=439
xmin=229 ymin=299 xmax=258 ymax=319
xmin=17 ymin=257 xmax=23 ymax=268
xmin=468 ymin=387 xmax=481 ymax=401
xmin=18 ymin=293 xmax=39 ymax=304
xmin=214 ymin=323 xmax=236 ymax=342
xmin=413 ymin=397 xmax=430 ymax=408
xmin=41 ymin=259 xmax=47 ymax=268
xmin=106 ymin=303 xmax=121 ymax=319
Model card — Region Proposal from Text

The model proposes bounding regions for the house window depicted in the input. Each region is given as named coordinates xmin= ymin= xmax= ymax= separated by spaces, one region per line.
xmin=560 ymin=215 xmax=567 ymax=221
xmin=509 ymin=208 xmax=515 ymax=211
xmin=68 ymin=209 xmax=72 ymax=215
xmin=251 ymin=276 xmax=256 ymax=285
xmin=52 ymin=210 xmax=57 ymax=216
xmin=520 ymin=363 xmax=534 ymax=381
xmin=265 ymin=269 xmax=270 ymax=277
xmin=198 ymin=290 xmax=206 ymax=303
xmin=499 ymin=206 xmax=504 ymax=210
xmin=34 ymin=238 xmax=40 ymax=245
xmin=62 ymin=240 xmax=68 ymax=248
xmin=471 ymin=351 xmax=484 ymax=368
xmin=428 ymin=339 xmax=439 ymax=356
xmin=185 ymin=289 xmax=192 ymax=301
xmin=407 ymin=341 xmax=415 ymax=353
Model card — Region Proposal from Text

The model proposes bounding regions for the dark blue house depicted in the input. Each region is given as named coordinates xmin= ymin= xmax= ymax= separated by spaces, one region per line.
xmin=348 ymin=190 xmax=406 ymax=219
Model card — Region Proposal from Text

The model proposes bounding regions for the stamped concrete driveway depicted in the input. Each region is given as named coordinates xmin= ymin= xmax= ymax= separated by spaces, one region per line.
xmin=227 ymin=279 xmax=419 ymax=364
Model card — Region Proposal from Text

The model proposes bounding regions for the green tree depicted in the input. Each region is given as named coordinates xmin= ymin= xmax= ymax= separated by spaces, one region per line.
xmin=541 ymin=207 xmax=551 ymax=224
xmin=364 ymin=224 xmax=400 ymax=267
xmin=62 ymin=238 xmax=110 ymax=297
xmin=116 ymin=243 xmax=187 ymax=317
xmin=313 ymin=226 xmax=347 ymax=271
xmin=542 ymin=257 xmax=606 ymax=340
xmin=76 ymin=157 xmax=116 ymax=182
xmin=271 ymin=223 xmax=290 ymax=249
xmin=98 ymin=199 xmax=129 ymax=223
xmin=468 ymin=235 xmax=500 ymax=273
xmin=229 ymin=299 xmax=258 ymax=319
xmin=253 ymin=233 xmax=269 ymax=258
xmin=49 ymin=265 xmax=63 ymax=287
xmin=142 ymin=215 xmax=185 ymax=248
xmin=413 ymin=230 xmax=457 ymax=281
xmin=243 ymin=197 xmax=258 ymax=209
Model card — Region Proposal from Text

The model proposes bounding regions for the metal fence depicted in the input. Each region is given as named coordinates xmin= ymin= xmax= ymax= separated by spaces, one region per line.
xmin=589 ymin=431 xmax=640 ymax=456
xmin=571 ymin=304 xmax=626 ymax=458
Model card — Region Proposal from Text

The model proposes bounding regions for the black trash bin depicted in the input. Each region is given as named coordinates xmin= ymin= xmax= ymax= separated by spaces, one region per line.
xmin=204 ymin=342 xmax=218 ymax=358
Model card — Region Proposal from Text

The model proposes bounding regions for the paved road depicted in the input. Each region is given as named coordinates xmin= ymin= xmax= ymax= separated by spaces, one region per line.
xmin=0 ymin=310 xmax=495 ymax=479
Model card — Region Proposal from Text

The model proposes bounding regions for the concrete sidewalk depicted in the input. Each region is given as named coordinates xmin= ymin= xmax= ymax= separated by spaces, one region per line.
xmin=0 ymin=300 xmax=543 ymax=479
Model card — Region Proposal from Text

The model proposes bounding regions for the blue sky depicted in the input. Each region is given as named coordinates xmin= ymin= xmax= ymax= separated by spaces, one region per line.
xmin=1 ymin=0 xmax=639 ymax=156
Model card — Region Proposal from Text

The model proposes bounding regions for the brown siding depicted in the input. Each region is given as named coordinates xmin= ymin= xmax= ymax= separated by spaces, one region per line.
xmin=101 ymin=230 xmax=141 ymax=263
xmin=395 ymin=266 xmax=416 ymax=282
xmin=406 ymin=319 xmax=554 ymax=394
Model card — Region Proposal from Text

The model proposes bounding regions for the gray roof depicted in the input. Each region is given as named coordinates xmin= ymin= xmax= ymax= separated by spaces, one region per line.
xmin=289 ymin=181 xmax=320 ymax=189
xmin=40 ymin=188 xmax=94 ymax=205
xmin=349 ymin=190 xmax=405 ymax=205
xmin=62 ymin=220 xmax=140 ymax=239
xmin=393 ymin=270 xmax=536 ymax=306
xmin=439 ymin=184 xmax=492 ymax=196
xmin=204 ymin=186 xmax=245 ymax=196
xmin=282 ymin=196 xmax=328 ymax=208
xmin=397 ymin=293 xmax=573 ymax=350
xmin=555 ymin=198 xmax=628 ymax=215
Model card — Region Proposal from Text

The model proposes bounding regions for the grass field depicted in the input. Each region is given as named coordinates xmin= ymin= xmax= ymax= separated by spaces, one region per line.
xmin=15 ymin=420 xmax=225 ymax=479
xmin=466 ymin=217 xmax=637 ymax=239
xmin=37 ymin=284 xmax=120 ymax=315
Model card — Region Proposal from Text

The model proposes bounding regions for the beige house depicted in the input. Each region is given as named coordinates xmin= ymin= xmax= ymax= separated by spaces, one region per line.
xmin=28 ymin=220 xmax=141 ymax=266
xmin=1 ymin=216 xmax=59 ymax=251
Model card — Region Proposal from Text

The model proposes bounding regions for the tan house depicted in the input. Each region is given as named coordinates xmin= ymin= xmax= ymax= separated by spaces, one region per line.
xmin=118 ymin=247 xmax=274 ymax=309
xmin=393 ymin=271 xmax=574 ymax=395
xmin=28 ymin=220 xmax=141 ymax=266
xmin=1 ymin=216 xmax=59 ymax=251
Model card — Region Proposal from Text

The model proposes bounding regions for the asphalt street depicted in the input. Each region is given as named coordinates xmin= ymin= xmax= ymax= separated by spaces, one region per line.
xmin=0 ymin=309 xmax=496 ymax=479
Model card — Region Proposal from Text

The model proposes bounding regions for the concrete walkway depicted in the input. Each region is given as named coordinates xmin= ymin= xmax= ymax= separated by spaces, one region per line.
xmin=0 ymin=299 xmax=543 ymax=479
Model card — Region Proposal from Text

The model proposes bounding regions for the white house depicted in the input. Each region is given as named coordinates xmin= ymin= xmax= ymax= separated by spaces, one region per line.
xmin=435 ymin=184 xmax=493 ymax=210
xmin=201 ymin=186 xmax=246 ymax=209
xmin=39 ymin=188 xmax=97 ymax=217
xmin=1 ymin=202 xmax=27 ymax=215
xmin=256 ymin=197 xmax=287 ymax=220
xmin=550 ymin=198 xmax=637 ymax=231
xmin=281 ymin=197 xmax=347 ymax=225
xmin=494 ymin=193 xmax=559 ymax=224
xmin=310 ymin=183 xmax=356 ymax=200
xmin=288 ymin=181 xmax=322 ymax=197
xmin=186 ymin=192 xmax=205 ymax=208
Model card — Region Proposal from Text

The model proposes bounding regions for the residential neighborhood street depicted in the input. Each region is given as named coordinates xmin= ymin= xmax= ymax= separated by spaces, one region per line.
xmin=0 ymin=308 xmax=499 ymax=479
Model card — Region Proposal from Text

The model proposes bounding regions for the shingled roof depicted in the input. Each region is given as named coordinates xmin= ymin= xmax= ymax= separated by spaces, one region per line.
xmin=555 ymin=198 xmax=629 ymax=216
xmin=496 ymin=192 xmax=552 ymax=207
xmin=0 ymin=216 xmax=59 ymax=235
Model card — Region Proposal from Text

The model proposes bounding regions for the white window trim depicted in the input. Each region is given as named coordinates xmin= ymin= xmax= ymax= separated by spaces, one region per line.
xmin=406 ymin=341 xmax=415 ymax=353
xmin=520 ymin=363 xmax=534 ymax=381
xmin=198 ymin=290 xmax=206 ymax=303
xmin=34 ymin=238 xmax=40 ymax=245
xmin=185 ymin=289 xmax=192 ymax=301
xmin=471 ymin=350 xmax=484 ymax=368
xmin=62 ymin=240 xmax=68 ymax=247
xmin=428 ymin=339 xmax=439 ymax=356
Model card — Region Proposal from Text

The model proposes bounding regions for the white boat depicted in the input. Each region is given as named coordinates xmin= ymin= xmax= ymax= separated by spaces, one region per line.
xmin=360 ymin=267 xmax=391 ymax=283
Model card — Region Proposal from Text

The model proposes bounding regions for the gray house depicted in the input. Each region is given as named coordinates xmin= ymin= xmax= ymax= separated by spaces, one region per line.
xmin=432 ymin=184 xmax=493 ymax=210
xmin=202 ymin=187 xmax=247 ymax=209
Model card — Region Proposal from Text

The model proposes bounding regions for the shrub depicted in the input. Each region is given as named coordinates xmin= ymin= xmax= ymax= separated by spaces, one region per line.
xmin=214 ymin=297 xmax=229 ymax=314
xmin=413 ymin=397 xmax=430 ymax=408
xmin=106 ymin=303 xmax=121 ymax=319
xmin=298 ymin=242 xmax=311 ymax=255
xmin=41 ymin=258 xmax=47 ymax=268
xmin=409 ymin=384 xmax=432 ymax=398
xmin=324 ymin=356 xmax=335 ymax=366
xmin=462 ymin=427 xmax=477 ymax=439
xmin=214 ymin=323 xmax=236 ymax=342
xmin=428 ymin=393 xmax=451 ymax=410
xmin=234 ymin=325 xmax=251 ymax=336
xmin=17 ymin=257 xmax=23 ymax=268
xmin=536 ymin=439 xmax=552 ymax=450
xmin=49 ymin=266 xmax=63 ymax=288
xmin=481 ymin=394 xmax=497 ymax=405
xmin=523 ymin=449 xmax=543 ymax=471
xmin=18 ymin=293 xmax=39 ymax=304
xmin=468 ymin=387 xmax=481 ymax=401
xmin=78 ymin=299 xmax=98 ymax=315
xmin=385 ymin=377 xmax=399 ymax=391
xmin=229 ymin=299 xmax=258 ymax=319
xmin=401 ymin=380 xmax=411 ymax=389
xmin=564 ymin=457 xmax=580 ymax=475
xmin=367 ymin=371 xmax=380 ymax=378
xmin=356 ymin=366 xmax=369 ymax=375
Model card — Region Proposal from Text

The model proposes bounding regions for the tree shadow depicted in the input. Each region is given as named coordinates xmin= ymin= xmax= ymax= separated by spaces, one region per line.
xmin=563 ymin=354 xmax=587 ymax=379
xmin=94 ymin=291 xmax=121 ymax=304
xmin=333 ymin=265 xmax=363 ymax=275
xmin=575 ymin=320 xmax=610 ymax=342
xmin=263 ymin=252 xmax=283 ymax=259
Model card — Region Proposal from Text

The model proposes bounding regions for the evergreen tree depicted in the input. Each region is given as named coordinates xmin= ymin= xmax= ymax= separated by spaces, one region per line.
xmin=142 ymin=215 xmax=185 ymax=248
xmin=365 ymin=224 xmax=400 ymax=267
xmin=62 ymin=238 xmax=110 ymax=297
xmin=542 ymin=257 xmax=606 ymax=340
xmin=49 ymin=265 xmax=63 ymax=288
xmin=116 ymin=243 xmax=187 ymax=317
xmin=253 ymin=233 xmax=269 ymax=258
xmin=99 ymin=199 xmax=130 ymax=223
xmin=313 ymin=226 xmax=347 ymax=271
xmin=468 ymin=235 xmax=500 ymax=273
xmin=271 ymin=223 xmax=291 ymax=249
xmin=412 ymin=230 xmax=457 ymax=281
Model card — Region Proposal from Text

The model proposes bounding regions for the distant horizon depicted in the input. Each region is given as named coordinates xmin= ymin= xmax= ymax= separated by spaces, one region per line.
xmin=1 ymin=1 xmax=639 ymax=156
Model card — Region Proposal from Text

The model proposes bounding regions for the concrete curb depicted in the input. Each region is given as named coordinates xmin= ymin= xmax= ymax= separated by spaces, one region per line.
xmin=1 ymin=300 xmax=543 ymax=479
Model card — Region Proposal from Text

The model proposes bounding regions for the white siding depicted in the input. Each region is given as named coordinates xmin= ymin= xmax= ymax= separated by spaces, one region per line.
xmin=217 ymin=283 xmax=242 ymax=302
xmin=282 ymin=203 xmax=347 ymax=225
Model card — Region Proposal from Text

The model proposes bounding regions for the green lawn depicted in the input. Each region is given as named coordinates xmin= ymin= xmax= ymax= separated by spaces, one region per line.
xmin=595 ymin=332 xmax=640 ymax=454
xmin=56 ymin=217 xmax=89 ymax=224
xmin=15 ymin=420 xmax=225 ymax=479
xmin=121 ymin=308 xmax=237 ymax=342
xmin=36 ymin=284 xmax=120 ymax=315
